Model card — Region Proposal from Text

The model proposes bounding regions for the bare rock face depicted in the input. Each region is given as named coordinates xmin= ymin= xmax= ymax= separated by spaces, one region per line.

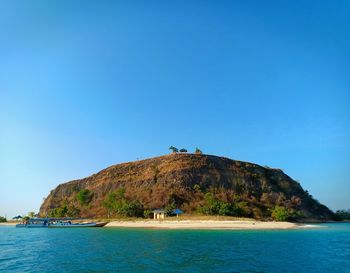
xmin=39 ymin=153 xmax=334 ymax=220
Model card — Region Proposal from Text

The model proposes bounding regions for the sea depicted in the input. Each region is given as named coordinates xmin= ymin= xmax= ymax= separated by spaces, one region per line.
xmin=0 ymin=223 xmax=349 ymax=273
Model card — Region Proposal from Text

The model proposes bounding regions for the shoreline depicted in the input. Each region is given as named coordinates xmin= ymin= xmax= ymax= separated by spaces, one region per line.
xmin=105 ymin=220 xmax=316 ymax=230
xmin=0 ymin=222 xmax=17 ymax=226
xmin=0 ymin=220 xmax=329 ymax=229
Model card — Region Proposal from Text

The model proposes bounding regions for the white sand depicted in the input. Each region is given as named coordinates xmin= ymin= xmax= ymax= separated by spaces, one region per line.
xmin=0 ymin=222 xmax=17 ymax=226
xmin=1 ymin=220 xmax=317 ymax=230
xmin=105 ymin=220 xmax=304 ymax=230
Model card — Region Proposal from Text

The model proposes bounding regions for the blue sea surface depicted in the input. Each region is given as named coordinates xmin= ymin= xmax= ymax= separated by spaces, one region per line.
xmin=0 ymin=223 xmax=349 ymax=273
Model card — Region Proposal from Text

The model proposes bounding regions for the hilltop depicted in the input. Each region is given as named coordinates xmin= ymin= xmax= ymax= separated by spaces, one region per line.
xmin=39 ymin=153 xmax=335 ymax=221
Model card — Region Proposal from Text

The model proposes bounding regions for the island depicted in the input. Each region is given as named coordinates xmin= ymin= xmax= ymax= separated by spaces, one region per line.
xmin=38 ymin=152 xmax=335 ymax=228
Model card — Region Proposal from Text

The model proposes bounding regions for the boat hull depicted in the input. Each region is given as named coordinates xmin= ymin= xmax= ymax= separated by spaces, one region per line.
xmin=48 ymin=222 xmax=107 ymax=228
xmin=16 ymin=223 xmax=48 ymax=228
xmin=15 ymin=218 xmax=107 ymax=228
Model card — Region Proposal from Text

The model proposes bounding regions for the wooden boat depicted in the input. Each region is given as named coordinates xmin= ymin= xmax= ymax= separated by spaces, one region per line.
xmin=16 ymin=218 xmax=107 ymax=228
xmin=48 ymin=221 xmax=107 ymax=228
xmin=16 ymin=219 xmax=48 ymax=228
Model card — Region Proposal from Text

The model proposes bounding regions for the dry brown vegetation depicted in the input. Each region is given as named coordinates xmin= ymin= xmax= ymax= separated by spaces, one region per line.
xmin=40 ymin=153 xmax=335 ymax=221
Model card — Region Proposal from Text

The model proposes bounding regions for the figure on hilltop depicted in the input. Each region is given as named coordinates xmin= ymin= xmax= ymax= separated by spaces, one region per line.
xmin=169 ymin=146 xmax=178 ymax=153
xmin=169 ymin=146 xmax=201 ymax=154
xmin=169 ymin=146 xmax=188 ymax=153
xmin=195 ymin=147 xmax=203 ymax=154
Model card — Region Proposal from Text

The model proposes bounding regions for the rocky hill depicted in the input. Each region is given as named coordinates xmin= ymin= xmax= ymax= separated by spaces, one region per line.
xmin=39 ymin=153 xmax=335 ymax=221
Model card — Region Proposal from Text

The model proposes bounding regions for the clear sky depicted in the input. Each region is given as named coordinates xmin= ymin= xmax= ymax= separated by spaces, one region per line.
xmin=0 ymin=0 xmax=349 ymax=218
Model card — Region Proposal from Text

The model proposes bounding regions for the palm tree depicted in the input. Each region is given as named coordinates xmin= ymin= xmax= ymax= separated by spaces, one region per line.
xmin=28 ymin=212 xmax=35 ymax=218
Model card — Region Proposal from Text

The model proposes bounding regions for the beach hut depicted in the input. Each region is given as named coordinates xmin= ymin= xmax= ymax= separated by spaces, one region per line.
xmin=153 ymin=209 xmax=165 ymax=220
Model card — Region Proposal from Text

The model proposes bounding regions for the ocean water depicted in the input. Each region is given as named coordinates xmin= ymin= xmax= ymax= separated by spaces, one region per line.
xmin=0 ymin=224 xmax=349 ymax=273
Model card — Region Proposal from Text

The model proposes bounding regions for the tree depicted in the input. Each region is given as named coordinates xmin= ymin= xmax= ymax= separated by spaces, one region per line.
xmin=102 ymin=192 xmax=117 ymax=218
xmin=179 ymin=148 xmax=187 ymax=153
xmin=335 ymin=209 xmax=350 ymax=221
xmin=198 ymin=192 xmax=249 ymax=217
xmin=169 ymin=146 xmax=178 ymax=153
xmin=121 ymin=200 xmax=144 ymax=217
xmin=76 ymin=189 xmax=93 ymax=206
xmin=66 ymin=204 xmax=80 ymax=217
xmin=143 ymin=209 xmax=153 ymax=218
xmin=28 ymin=211 xmax=35 ymax=218
xmin=48 ymin=202 xmax=69 ymax=218
xmin=102 ymin=188 xmax=144 ymax=218
xmin=116 ymin=188 xmax=126 ymax=199
xmin=218 ymin=202 xmax=232 ymax=216
xmin=0 ymin=216 xmax=7 ymax=223
xmin=195 ymin=147 xmax=202 ymax=154
xmin=48 ymin=202 xmax=80 ymax=218
xmin=271 ymin=206 xmax=290 ymax=221
xmin=200 ymin=192 xmax=230 ymax=215
xmin=165 ymin=202 xmax=176 ymax=216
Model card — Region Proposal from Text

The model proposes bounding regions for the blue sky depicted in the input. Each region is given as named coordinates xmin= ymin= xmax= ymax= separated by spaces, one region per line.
xmin=0 ymin=0 xmax=349 ymax=218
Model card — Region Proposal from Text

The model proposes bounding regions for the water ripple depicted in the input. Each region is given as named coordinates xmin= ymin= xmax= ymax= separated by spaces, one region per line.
xmin=0 ymin=224 xmax=349 ymax=273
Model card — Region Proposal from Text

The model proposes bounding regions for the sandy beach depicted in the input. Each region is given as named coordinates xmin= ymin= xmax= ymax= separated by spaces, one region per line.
xmin=0 ymin=222 xmax=17 ymax=226
xmin=0 ymin=220 xmax=319 ymax=229
xmin=105 ymin=220 xmax=307 ymax=230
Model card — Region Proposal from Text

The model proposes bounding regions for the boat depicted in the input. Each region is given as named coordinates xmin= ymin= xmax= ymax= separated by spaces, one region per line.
xmin=16 ymin=218 xmax=48 ymax=228
xmin=16 ymin=218 xmax=107 ymax=228
xmin=48 ymin=220 xmax=107 ymax=228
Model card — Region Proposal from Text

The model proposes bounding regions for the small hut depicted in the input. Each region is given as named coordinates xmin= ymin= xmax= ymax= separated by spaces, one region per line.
xmin=153 ymin=209 xmax=165 ymax=220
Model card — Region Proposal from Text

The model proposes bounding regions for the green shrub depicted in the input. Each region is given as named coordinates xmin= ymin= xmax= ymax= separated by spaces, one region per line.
xmin=335 ymin=209 xmax=350 ymax=221
xmin=116 ymin=188 xmax=126 ymax=199
xmin=199 ymin=192 xmax=244 ymax=216
xmin=102 ymin=192 xmax=117 ymax=212
xmin=0 ymin=216 xmax=7 ymax=222
xmin=218 ymin=202 xmax=233 ymax=216
xmin=121 ymin=200 xmax=144 ymax=217
xmin=193 ymin=184 xmax=201 ymax=192
xmin=66 ymin=204 xmax=80 ymax=217
xmin=48 ymin=203 xmax=68 ymax=218
xmin=143 ymin=209 xmax=153 ymax=218
xmin=235 ymin=201 xmax=252 ymax=217
xmin=199 ymin=192 xmax=220 ymax=215
xmin=271 ymin=206 xmax=290 ymax=221
xmin=165 ymin=202 xmax=176 ymax=216
xmin=76 ymin=189 xmax=93 ymax=206
xmin=102 ymin=188 xmax=144 ymax=217
xmin=48 ymin=201 xmax=80 ymax=218
xmin=28 ymin=212 xmax=35 ymax=218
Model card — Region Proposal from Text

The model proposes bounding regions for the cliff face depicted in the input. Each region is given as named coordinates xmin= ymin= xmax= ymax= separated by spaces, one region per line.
xmin=39 ymin=153 xmax=334 ymax=220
